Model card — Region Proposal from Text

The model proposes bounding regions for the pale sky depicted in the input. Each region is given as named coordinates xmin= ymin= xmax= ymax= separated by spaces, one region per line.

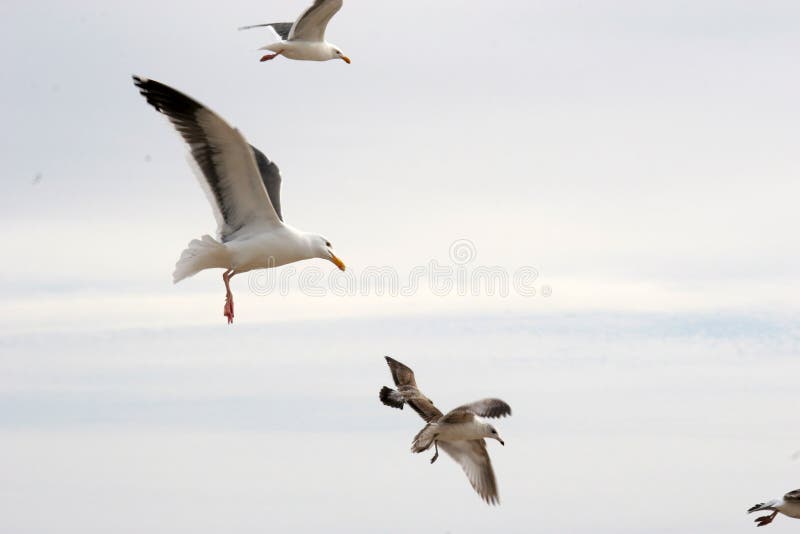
xmin=1 ymin=0 xmax=799 ymax=532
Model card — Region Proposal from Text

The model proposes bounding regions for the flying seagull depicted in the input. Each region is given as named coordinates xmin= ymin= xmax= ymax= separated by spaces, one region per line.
xmin=239 ymin=0 xmax=350 ymax=64
xmin=379 ymin=356 xmax=511 ymax=505
xmin=748 ymin=490 xmax=800 ymax=526
xmin=132 ymin=76 xmax=346 ymax=324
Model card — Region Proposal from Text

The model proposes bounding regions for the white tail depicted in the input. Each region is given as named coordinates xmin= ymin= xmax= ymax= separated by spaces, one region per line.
xmin=173 ymin=235 xmax=229 ymax=283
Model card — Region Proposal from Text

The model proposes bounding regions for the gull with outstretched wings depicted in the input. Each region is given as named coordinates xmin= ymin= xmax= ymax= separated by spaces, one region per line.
xmin=379 ymin=356 xmax=511 ymax=505
xmin=239 ymin=0 xmax=351 ymax=64
xmin=132 ymin=76 xmax=346 ymax=324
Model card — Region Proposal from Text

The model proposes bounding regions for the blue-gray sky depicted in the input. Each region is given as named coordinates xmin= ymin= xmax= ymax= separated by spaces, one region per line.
xmin=1 ymin=0 xmax=799 ymax=532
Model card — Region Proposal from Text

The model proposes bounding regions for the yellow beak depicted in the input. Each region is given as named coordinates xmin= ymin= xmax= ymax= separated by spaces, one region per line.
xmin=330 ymin=253 xmax=346 ymax=271
xmin=341 ymin=56 xmax=351 ymax=64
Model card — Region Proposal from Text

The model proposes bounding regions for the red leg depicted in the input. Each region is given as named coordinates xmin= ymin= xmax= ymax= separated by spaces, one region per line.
xmin=755 ymin=511 xmax=778 ymax=527
xmin=223 ymin=269 xmax=235 ymax=324
xmin=260 ymin=50 xmax=283 ymax=62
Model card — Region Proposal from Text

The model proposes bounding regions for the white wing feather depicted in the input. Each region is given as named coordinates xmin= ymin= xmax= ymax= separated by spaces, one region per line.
xmin=440 ymin=440 xmax=500 ymax=505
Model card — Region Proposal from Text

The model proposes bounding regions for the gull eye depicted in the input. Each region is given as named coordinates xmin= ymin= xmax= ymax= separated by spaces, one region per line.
xmin=325 ymin=241 xmax=331 ymax=247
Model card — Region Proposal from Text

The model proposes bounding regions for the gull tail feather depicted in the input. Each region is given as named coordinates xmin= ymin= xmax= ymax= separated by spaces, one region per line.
xmin=173 ymin=235 xmax=229 ymax=283
xmin=411 ymin=424 xmax=437 ymax=453
xmin=379 ymin=386 xmax=404 ymax=410
xmin=748 ymin=501 xmax=778 ymax=513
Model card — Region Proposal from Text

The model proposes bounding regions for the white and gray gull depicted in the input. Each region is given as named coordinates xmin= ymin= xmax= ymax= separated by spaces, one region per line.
xmin=239 ymin=0 xmax=351 ymax=64
xmin=132 ymin=76 xmax=346 ymax=324
xmin=379 ymin=356 xmax=511 ymax=505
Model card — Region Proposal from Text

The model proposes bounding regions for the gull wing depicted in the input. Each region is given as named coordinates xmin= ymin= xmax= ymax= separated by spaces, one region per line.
xmin=440 ymin=440 xmax=500 ymax=505
xmin=133 ymin=76 xmax=281 ymax=242
xmin=289 ymin=0 xmax=343 ymax=42
xmin=453 ymin=398 xmax=511 ymax=419
xmin=250 ymin=145 xmax=283 ymax=222
xmin=379 ymin=356 xmax=442 ymax=423
xmin=238 ymin=22 xmax=293 ymax=41
xmin=440 ymin=399 xmax=511 ymax=424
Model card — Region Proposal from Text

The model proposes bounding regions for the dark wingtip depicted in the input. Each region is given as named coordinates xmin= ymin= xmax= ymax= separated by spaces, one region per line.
xmin=483 ymin=494 xmax=500 ymax=506
xmin=384 ymin=355 xmax=405 ymax=369
xmin=483 ymin=399 xmax=512 ymax=419
xmin=130 ymin=76 xmax=203 ymax=118
xmin=379 ymin=386 xmax=404 ymax=409
xmin=131 ymin=75 xmax=160 ymax=109
xmin=132 ymin=75 xmax=146 ymax=93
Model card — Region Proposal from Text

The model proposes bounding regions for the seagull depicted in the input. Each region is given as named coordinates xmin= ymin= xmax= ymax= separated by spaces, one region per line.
xmin=379 ymin=356 xmax=511 ymax=505
xmin=748 ymin=490 xmax=800 ymax=527
xmin=132 ymin=76 xmax=346 ymax=324
xmin=239 ymin=0 xmax=351 ymax=64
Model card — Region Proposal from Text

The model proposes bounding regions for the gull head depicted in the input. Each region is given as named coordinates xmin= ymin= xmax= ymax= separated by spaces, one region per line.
xmin=484 ymin=424 xmax=505 ymax=446
xmin=329 ymin=45 xmax=351 ymax=64
xmin=310 ymin=234 xmax=346 ymax=271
